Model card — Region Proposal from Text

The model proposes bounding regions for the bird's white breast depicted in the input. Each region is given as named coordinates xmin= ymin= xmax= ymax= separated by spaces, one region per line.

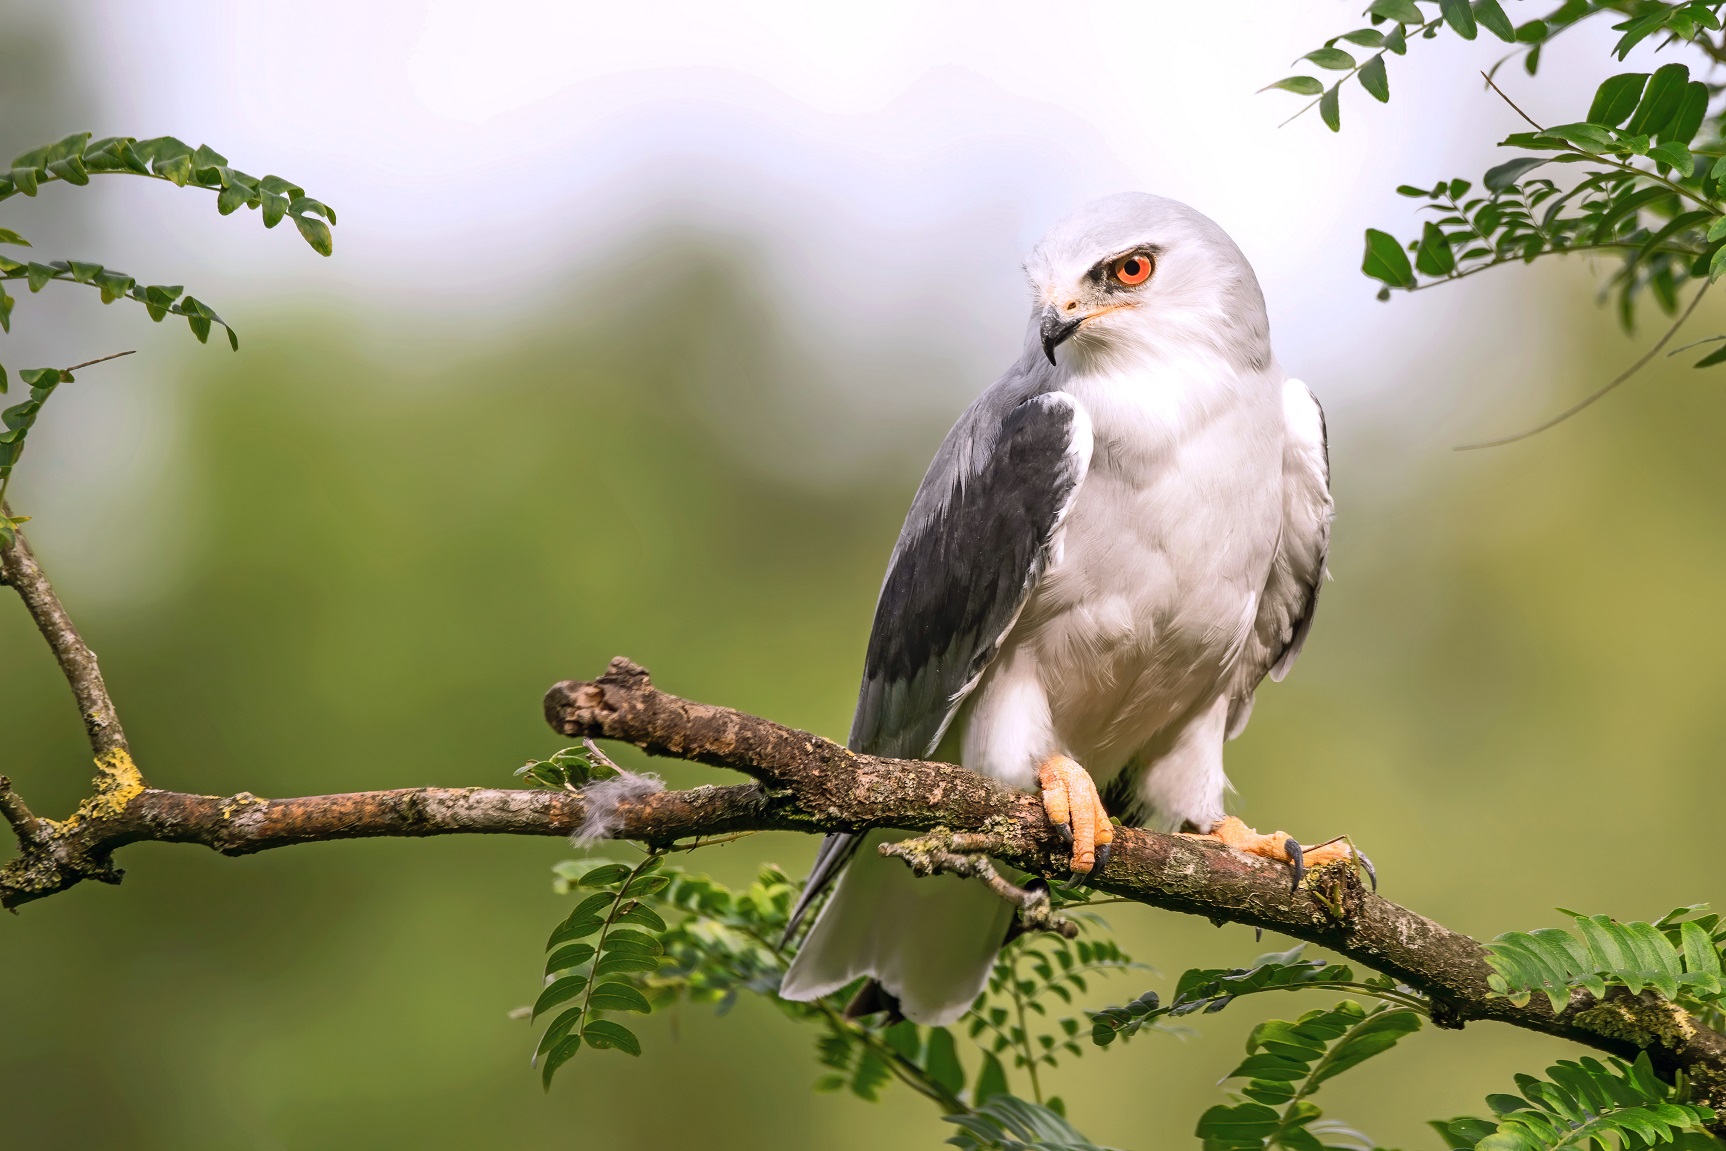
xmin=999 ymin=357 xmax=1287 ymax=780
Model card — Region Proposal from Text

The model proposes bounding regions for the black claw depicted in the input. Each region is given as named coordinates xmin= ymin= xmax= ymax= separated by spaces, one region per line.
xmin=1286 ymin=839 xmax=1305 ymax=893
xmin=1357 ymin=851 xmax=1378 ymax=892
xmin=1091 ymin=842 xmax=1111 ymax=880
xmin=1053 ymin=821 xmax=1074 ymax=846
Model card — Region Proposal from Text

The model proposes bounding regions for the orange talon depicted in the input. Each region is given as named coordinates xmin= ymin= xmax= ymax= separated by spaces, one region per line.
xmin=1037 ymin=755 xmax=1112 ymax=876
xmin=1189 ymin=816 xmax=1371 ymax=892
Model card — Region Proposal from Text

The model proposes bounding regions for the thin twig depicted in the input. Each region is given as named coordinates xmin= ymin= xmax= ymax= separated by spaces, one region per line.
xmin=0 ymin=351 xmax=137 ymax=507
xmin=62 ymin=350 xmax=136 ymax=373
xmin=1275 ymin=19 xmax=1446 ymax=130
xmin=1481 ymin=70 xmax=1543 ymax=131
xmin=1456 ymin=281 xmax=1711 ymax=450
xmin=881 ymin=831 xmax=1077 ymax=939
xmin=0 ymin=501 xmax=131 ymax=757
xmin=1480 ymin=71 xmax=1713 ymax=214
xmin=0 ymin=776 xmax=48 ymax=847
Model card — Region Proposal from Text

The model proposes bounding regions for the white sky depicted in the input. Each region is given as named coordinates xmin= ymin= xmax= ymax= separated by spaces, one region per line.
xmin=2 ymin=0 xmax=1672 ymax=589
xmin=66 ymin=0 xmax=1618 ymax=396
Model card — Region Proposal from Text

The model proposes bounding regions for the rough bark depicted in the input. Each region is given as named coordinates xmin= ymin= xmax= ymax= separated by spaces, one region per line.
xmin=0 ymin=502 xmax=128 ymax=757
xmin=2 ymin=651 xmax=1721 ymax=1105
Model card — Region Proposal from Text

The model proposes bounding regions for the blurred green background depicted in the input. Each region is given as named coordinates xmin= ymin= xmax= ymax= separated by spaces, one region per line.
xmin=6 ymin=5 xmax=1726 ymax=1151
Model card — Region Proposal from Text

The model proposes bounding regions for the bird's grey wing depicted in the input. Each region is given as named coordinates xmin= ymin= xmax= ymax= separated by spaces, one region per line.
xmin=1227 ymin=379 xmax=1333 ymax=738
xmin=849 ymin=387 xmax=1092 ymax=759
xmin=784 ymin=383 xmax=1091 ymax=939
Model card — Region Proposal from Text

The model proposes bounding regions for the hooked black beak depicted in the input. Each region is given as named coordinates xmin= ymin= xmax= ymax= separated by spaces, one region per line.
xmin=1040 ymin=308 xmax=1083 ymax=366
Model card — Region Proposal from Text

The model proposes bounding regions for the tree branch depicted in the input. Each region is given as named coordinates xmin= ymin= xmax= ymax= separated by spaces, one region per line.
xmin=0 ymin=508 xmax=130 ymax=759
xmin=2 ymin=655 xmax=1723 ymax=1107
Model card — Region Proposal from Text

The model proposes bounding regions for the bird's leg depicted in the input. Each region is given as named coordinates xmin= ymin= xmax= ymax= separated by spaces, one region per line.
xmin=1187 ymin=816 xmax=1373 ymax=892
xmin=1036 ymin=754 xmax=1113 ymax=877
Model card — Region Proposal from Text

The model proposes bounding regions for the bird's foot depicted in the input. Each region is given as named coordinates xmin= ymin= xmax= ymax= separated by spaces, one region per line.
xmin=1036 ymin=754 xmax=1113 ymax=879
xmin=1187 ymin=816 xmax=1375 ymax=893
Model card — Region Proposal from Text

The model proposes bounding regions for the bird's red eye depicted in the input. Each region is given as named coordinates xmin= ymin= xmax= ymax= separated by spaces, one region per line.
xmin=1113 ymin=253 xmax=1153 ymax=286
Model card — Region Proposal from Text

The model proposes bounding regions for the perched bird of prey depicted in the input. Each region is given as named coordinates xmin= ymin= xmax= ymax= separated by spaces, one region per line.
xmin=778 ymin=192 xmax=1342 ymax=1027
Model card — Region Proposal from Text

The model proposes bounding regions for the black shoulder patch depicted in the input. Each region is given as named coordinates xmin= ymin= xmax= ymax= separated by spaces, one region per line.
xmin=849 ymin=394 xmax=1086 ymax=758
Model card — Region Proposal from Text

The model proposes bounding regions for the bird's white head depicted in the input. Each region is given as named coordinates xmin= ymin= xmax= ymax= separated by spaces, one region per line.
xmin=1025 ymin=192 xmax=1271 ymax=376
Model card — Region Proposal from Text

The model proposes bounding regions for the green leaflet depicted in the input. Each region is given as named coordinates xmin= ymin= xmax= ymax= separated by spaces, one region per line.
xmin=0 ymin=133 xmax=334 ymax=254
xmin=533 ymin=852 xmax=667 ymax=1088
xmin=529 ymin=845 xmax=1144 ymax=1111
xmin=1484 ymin=906 xmax=1726 ymax=1014
xmin=1262 ymin=0 xmax=1726 ymax=338
xmin=1362 ymin=229 xmax=1414 ymax=289
xmin=1194 ymin=1000 xmax=1420 ymax=1150
xmin=0 ymin=366 xmax=71 ymax=492
xmin=516 ymin=743 xmax=620 ymax=790
xmin=1432 ymin=1053 xmax=1716 ymax=1150
xmin=944 ymin=1096 xmax=1120 ymax=1151
xmin=0 ymin=133 xmax=330 ymax=502
xmin=1091 ymin=946 xmax=1425 ymax=1048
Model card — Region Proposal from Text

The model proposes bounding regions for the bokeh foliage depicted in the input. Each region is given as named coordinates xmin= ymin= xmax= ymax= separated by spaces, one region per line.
xmin=9 ymin=245 xmax=1726 ymax=1147
xmin=7 ymin=2 xmax=1726 ymax=1147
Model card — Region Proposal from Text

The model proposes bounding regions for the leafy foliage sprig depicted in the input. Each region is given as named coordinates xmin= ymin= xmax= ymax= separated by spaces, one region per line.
xmin=1485 ymin=904 xmax=1726 ymax=1023
xmin=0 ymin=132 xmax=334 ymax=540
xmin=1277 ymin=3 xmax=1726 ymax=442
xmin=1090 ymin=946 xmax=1429 ymax=1049
xmin=529 ymin=851 xmax=1143 ymax=1118
xmin=1431 ymin=1053 xmax=1718 ymax=1150
xmin=1195 ymin=999 xmax=1422 ymax=1151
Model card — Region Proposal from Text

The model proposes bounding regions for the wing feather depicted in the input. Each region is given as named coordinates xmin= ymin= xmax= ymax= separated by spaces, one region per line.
xmin=785 ymin=380 xmax=1091 ymax=935
xmin=1226 ymin=379 xmax=1333 ymax=738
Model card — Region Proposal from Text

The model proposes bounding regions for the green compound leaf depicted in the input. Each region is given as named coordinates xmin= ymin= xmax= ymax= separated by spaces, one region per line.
xmin=1435 ymin=1054 xmax=1715 ymax=1150
xmin=1484 ymin=906 xmax=1726 ymax=1013
xmin=944 ymin=1095 xmax=1122 ymax=1151
xmin=0 ymin=366 xmax=72 ymax=486
xmin=2 ymin=133 xmax=334 ymax=255
xmin=1090 ymin=947 xmax=1421 ymax=1048
xmin=1194 ymin=1001 xmax=1418 ymax=1150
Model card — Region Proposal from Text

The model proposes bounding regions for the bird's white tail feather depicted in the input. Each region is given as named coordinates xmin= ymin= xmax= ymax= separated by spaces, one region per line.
xmin=779 ymin=830 xmax=1015 ymax=1026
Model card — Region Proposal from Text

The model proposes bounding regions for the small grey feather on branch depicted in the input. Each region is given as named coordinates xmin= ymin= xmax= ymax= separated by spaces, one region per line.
xmin=573 ymin=771 xmax=664 ymax=846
